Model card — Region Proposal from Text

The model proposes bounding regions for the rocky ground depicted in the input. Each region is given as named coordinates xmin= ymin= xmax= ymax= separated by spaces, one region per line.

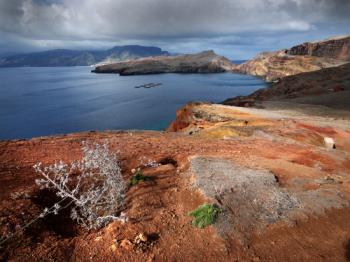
xmin=92 ymin=50 xmax=234 ymax=75
xmin=1 ymin=101 xmax=350 ymax=261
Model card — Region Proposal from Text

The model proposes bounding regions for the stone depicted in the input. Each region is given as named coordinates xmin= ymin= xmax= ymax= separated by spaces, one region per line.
xmin=110 ymin=244 xmax=117 ymax=252
xmin=320 ymin=175 xmax=343 ymax=185
xmin=324 ymin=137 xmax=336 ymax=149
xmin=134 ymin=233 xmax=148 ymax=244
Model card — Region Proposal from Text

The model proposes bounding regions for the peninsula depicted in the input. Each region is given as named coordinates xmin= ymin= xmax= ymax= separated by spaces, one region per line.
xmin=92 ymin=50 xmax=235 ymax=75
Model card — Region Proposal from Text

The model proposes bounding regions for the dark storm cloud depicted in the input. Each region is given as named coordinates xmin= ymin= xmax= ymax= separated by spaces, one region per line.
xmin=0 ymin=0 xmax=349 ymax=58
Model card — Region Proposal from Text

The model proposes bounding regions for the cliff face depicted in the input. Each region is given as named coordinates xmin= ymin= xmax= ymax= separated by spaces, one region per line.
xmin=235 ymin=35 xmax=350 ymax=81
xmin=93 ymin=50 xmax=235 ymax=75
xmin=287 ymin=36 xmax=350 ymax=60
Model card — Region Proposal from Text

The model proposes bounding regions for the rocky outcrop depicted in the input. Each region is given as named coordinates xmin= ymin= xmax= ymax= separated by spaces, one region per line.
xmin=92 ymin=50 xmax=235 ymax=75
xmin=235 ymin=35 xmax=350 ymax=81
xmin=224 ymin=62 xmax=350 ymax=108
xmin=226 ymin=35 xmax=350 ymax=109
xmin=287 ymin=35 xmax=350 ymax=60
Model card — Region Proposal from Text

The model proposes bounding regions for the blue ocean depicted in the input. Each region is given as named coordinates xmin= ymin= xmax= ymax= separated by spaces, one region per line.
xmin=0 ymin=67 xmax=266 ymax=140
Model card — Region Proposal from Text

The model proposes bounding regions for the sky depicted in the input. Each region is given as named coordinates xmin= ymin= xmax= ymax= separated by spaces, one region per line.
xmin=0 ymin=0 xmax=349 ymax=59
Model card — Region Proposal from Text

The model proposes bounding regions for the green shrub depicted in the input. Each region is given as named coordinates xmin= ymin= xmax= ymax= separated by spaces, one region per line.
xmin=188 ymin=203 xmax=220 ymax=228
xmin=129 ymin=170 xmax=153 ymax=186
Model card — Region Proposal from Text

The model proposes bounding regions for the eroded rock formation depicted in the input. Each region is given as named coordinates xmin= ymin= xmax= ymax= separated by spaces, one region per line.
xmin=92 ymin=50 xmax=235 ymax=75
xmin=234 ymin=35 xmax=350 ymax=81
xmin=287 ymin=35 xmax=350 ymax=60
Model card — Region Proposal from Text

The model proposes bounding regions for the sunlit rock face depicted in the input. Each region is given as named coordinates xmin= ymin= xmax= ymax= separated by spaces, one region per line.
xmin=234 ymin=35 xmax=350 ymax=81
xmin=286 ymin=36 xmax=350 ymax=61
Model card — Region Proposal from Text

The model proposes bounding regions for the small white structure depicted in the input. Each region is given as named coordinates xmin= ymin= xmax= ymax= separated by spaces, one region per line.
xmin=324 ymin=137 xmax=336 ymax=149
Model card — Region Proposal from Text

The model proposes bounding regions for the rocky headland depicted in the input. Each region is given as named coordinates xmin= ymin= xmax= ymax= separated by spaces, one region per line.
xmin=1 ymin=35 xmax=350 ymax=261
xmin=92 ymin=50 xmax=235 ymax=75
xmin=225 ymin=35 xmax=350 ymax=112
xmin=224 ymin=62 xmax=350 ymax=109
xmin=234 ymin=35 xmax=350 ymax=81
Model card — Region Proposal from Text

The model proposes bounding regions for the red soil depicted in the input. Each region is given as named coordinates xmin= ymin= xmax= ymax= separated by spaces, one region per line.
xmin=1 ymin=103 xmax=350 ymax=261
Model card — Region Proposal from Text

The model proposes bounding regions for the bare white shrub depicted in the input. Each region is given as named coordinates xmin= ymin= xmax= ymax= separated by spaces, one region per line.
xmin=34 ymin=141 xmax=127 ymax=230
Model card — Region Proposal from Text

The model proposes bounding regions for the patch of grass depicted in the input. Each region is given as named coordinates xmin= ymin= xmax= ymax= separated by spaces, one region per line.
xmin=129 ymin=170 xmax=153 ymax=186
xmin=188 ymin=203 xmax=220 ymax=228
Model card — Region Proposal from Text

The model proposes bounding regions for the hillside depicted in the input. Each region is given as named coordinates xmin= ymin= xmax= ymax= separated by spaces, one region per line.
xmin=0 ymin=45 xmax=169 ymax=67
xmin=234 ymin=35 xmax=350 ymax=81
xmin=93 ymin=50 xmax=235 ymax=75
xmin=1 ymin=102 xmax=350 ymax=261
xmin=224 ymin=62 xmax=350 ymax=108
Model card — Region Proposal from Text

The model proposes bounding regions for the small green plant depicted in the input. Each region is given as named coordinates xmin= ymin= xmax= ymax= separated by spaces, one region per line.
xmin=129 ymin=170 xmax=153 ymax=186
xmin=188 ymin=203 xmax=220 ymax=228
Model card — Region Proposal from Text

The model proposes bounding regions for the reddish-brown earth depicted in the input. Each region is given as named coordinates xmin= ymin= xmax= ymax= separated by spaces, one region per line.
xmin=1 ymin=102 xmax=350 ymax=261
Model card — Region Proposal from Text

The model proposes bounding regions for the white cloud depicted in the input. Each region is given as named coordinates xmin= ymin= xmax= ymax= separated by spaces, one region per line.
xmin=0 ymin=0 xmax=349 ymax=57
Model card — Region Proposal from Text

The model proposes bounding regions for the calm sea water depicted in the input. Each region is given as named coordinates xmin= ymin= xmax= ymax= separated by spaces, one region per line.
xmin=0 ymin=67 xmax=266 ymax=140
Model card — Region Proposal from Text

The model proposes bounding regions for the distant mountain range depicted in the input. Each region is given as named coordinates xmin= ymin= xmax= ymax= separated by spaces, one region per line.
xmin=0 ymin=45 xmax=170 ymax=67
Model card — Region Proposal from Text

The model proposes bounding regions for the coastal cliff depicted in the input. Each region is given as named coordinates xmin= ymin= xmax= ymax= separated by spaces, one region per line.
xmin=92 ymin=50 xmax=235 ymax=75
xmin=225 ymin=35 xmax=350 ymax=109
xmin=286 ymin=35 xmax=350 ymax=60
xmin=235 ymin=35 xmax=350 ymax=81
xmin=224 ymin=62 xmax=350 ymax=108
